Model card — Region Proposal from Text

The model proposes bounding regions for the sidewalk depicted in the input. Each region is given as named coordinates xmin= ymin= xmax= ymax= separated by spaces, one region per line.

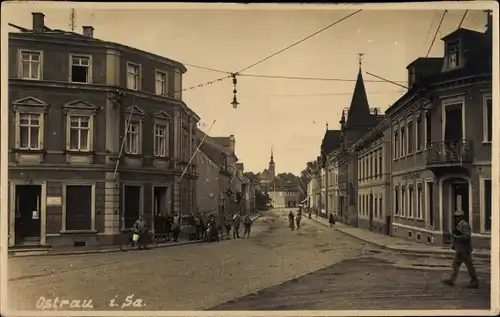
xmin=9 ymin=213 xmax=262 ymax=257
xmin=307 ymin=215 xmax=491 ymax=260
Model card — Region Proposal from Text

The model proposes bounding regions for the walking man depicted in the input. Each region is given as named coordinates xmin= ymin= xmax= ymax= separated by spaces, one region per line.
xmin=243 ymin=215 xmax=252 ymax=238
xmin=232 ymin=212 xmax=241 ymax=239
xmin=442 ymin=209 xmax=479 ymax=288
xmin=296 ymin=208 xmax=302 ymax=229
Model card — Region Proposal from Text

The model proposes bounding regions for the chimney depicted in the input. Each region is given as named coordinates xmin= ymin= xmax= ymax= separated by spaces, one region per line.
xmin=82 ymin=26 xmax=94 ymax=38
xmin=229 ymin=134 xmax=235 ymax=153
xmin=32 ymin=12 xmax=45 ymax=32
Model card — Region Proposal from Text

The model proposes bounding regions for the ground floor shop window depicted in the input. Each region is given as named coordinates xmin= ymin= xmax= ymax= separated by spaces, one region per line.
xmin=65 ymin=185 xmax=92 ymax=230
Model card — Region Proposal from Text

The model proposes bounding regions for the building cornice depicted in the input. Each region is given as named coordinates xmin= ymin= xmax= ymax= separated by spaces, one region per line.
xmin=9 ymin=79 xmax=201 ymax=121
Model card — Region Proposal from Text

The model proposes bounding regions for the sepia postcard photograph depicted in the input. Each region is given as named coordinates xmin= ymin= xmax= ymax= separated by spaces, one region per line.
xmin=1 ymin=1 xmax=498 ymax=316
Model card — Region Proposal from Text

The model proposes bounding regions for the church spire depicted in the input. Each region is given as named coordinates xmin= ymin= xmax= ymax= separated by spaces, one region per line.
xmin=346 ymin=53 xmax=371 ymax=128
xmin=270 ymin=147 xmax=274 ymax=163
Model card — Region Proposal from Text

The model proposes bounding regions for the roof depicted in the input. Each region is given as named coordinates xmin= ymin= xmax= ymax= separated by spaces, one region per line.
xmin=406 ymin=57 xmax=443 ymax=70
xmin=345 ymin=70 xmax=373 ymax=128
xmin=212 ymin=137 xmax=232 ymax=148
xmin=386 ymin=28 xmax=491 ymax=117
xmin=9 ymin=27 xmax=187 ymax=73
xmin=199 ymin=143 xmax=223 ymax=166
xmin=440 ymin=27 xmax=485 ymax=42
xmin=321 ymin=130 xmax=342 ymax=154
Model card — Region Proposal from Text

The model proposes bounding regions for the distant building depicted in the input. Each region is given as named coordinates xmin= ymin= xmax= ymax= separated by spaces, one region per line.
xmin=7 ymin=12 xmax=199 ymax=248
xmin=268 ymin=181 xmax=302 ymax=208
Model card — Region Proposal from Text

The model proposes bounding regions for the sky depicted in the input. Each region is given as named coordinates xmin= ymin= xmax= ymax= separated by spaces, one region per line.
xmin=3 ymin=2 xmax=491 ymax=175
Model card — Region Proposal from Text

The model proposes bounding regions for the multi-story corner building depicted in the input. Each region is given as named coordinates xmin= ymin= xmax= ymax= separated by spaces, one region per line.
xmin=268 ymin=182 xmax=302 ymax=208
xmin=386 ymin=13 xmax=492 ymax=248
xmin=351 ymin=119 xmax=392 ymax=234
xmin=7 ymin=12 xmax=199 ymax=248
xmin=331 ymin=65 xmax=384 ymax=226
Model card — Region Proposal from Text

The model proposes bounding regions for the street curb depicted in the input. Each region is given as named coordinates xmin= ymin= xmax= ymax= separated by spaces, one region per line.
xmin=307 ymin=216 xmax=491 ymax=261
xmin=10 ymin=213 xmax=263 ymax=258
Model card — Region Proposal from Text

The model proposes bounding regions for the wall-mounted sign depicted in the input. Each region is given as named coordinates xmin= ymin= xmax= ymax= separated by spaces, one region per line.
xmin=47 ymin=196 xmax=62 ymax=206
xmin=32 ymin=209 xmax=39 ymax=219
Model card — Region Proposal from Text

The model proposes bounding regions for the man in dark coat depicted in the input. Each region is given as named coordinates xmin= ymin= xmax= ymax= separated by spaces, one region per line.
xmin=442 ymin=209 xmax=479 ymax=288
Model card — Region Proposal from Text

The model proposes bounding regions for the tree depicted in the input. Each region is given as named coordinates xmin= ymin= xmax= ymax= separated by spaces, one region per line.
xmin=255 ymin=190 xmax=271 ymax=210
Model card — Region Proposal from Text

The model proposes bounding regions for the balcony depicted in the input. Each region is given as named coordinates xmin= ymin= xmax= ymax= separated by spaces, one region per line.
xmin=425 ymin=139 xmax=473 ymax=167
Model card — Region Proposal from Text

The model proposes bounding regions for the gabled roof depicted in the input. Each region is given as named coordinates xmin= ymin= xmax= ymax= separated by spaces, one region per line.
xmin=321 ymin=130 xmax=342 ymax=155
xmin=212 ymin=137 xmax=232 ymax=148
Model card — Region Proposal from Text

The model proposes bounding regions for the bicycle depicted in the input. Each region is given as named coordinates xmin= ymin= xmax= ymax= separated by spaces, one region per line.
xmin=119 ymin=228 xmax=155 ymax=251
xmin=153 ymin=233 xmax=169 ymax=247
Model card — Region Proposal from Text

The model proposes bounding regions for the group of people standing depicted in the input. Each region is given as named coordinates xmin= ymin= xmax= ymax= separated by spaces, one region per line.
xmin=223 ymin=212 xmax=253 ymax=239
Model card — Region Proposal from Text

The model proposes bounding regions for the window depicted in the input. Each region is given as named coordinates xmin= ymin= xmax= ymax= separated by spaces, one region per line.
xmin=416 ymin=115 xmax=423 ymax=151
xmin=155 ymin=71 xmax=167 ymax=96
xmin=427 ymin=181 xmax=435 ymax=227
xmin=483 ymin=179 xmax=491 ymax=232
xmin=425 ymin=111 xmax=432 ymax=146
xmin=182 ymin=132 xmax=189 ymax=161
xmin=417 ymin=184 xmax=423 ymax=219
xmin=65 ymin=185 xmax=93 ymax=231
xmin=394 ymin=186 xmax=399 ymax=216
xmin=370 ymin=154 xmax=374 ymax=178
xmin=483 ymin=96 xmax=492 ymax=142
xmin=70 ymin=55 xmax=91 ymax=83
xmin=154 ymin=124 xmax=168 ymax=157
xmin=408 ymin=186 xmax=414 ymax=218
xmin=125 ymin=121 xmax=140 ymax=154
xmin=393 ymin=129 xmax=399 ymax=159
xmin=379 ymin=196 xmax=383 ymax=218
xmin=407 ymin=119 xmax=413 ymax=154
xmin=68 ymin=116 xmax=90 ymax=151
xmin=374 ymin=153 xmax=378 ymax=177
xmin=174 ymin=69 xmax=182 ymax=100
xmin=400 ymin=125 xmax=405 ymax=157
xmin=401 ymin=185 xmax=406 ymax=217
xmin=20 ymin=50 xmax=41 ymax=80
xmin=378 ymin=150 xmax=383 ymax=176
xmin=447 ymin=40 xmax=460 ymax=69
xmin=19 ymin=113 xmax=41 ymax=149
xmin=127 ymin=63 xmax=141 ymax=90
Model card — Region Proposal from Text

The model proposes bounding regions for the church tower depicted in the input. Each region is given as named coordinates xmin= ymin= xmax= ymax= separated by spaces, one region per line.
xmin=268 ymin=148 xmax=275 ymax=179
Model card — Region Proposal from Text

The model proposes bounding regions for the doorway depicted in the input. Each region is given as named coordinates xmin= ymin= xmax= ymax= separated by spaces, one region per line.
xmin=15 ymin=185 xmax=42 ymax=245
xmin=451 ymin=182 xmax=469 ymax=222
xmin=123 ymin=185 xmax=142 ymax=229
xmin=153 ymin=186 xmax=169 ymax=216
xmin=444 ymin=104 xmax=463 ymax=141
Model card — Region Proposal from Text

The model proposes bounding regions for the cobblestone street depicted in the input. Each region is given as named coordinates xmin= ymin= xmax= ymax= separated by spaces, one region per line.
xmin=8 ymin=209 xmax=491 ymax=312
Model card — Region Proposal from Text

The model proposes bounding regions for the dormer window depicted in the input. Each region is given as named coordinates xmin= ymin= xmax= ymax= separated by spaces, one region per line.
xmin=447 ymin=40 xmax=460 ymax=69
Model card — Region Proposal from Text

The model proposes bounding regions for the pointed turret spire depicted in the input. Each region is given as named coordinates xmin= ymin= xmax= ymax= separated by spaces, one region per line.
xmin=270 ymin=147 xmax=274 ymax=163
xmin=326 ymin=122 xmax=329 ymax=131
xmin=346 ymin=53 xmax=371 ymax=128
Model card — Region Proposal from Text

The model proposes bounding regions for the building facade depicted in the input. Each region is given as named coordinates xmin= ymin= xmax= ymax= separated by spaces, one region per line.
xmin=8 ymin=12 xmax=199 ymax=248
xmin=351 ymin=119 xmax=392 ymax=234
xmin=387 ymin=19 xmax=492 ymax=248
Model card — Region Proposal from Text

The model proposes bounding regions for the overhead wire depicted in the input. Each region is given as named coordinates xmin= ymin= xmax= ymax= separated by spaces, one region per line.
xmin=422 ymin=11 xmax=438 ymax=53
xmin=237 ymin=73 xmax=406 ymax=83
xmin=458 ymin=10 xmax=468 ymax=29
xmin=234 ymin=9 xmax=363 ymax=74
xmin=425 ymin=10 xmax=448 ymax=58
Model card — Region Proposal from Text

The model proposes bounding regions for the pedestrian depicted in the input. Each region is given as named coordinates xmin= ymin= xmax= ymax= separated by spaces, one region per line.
xmin=172 ymin=213 xmax=181 ymax=242
xmin=232 ymin=212 xmax=241 ymax=239
xmin=243 ymin=215 xmax=252 ymax=238
xmin=195 ymin=215 xmax=202 ymax=240
xmin=224 ymin=217 xmax=232 ymax=239
xmin=296 ymin=209 xmax=302 ymax=229
xmin=329 ymin=212 xmax=336 ymax=227
xmin=308 ymin=207 xmax=312 ymax=219
xmin=288 ymin=210 xmax=295 ymax=231
xmin=442 ymin=209 xmax=479 ymax=288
